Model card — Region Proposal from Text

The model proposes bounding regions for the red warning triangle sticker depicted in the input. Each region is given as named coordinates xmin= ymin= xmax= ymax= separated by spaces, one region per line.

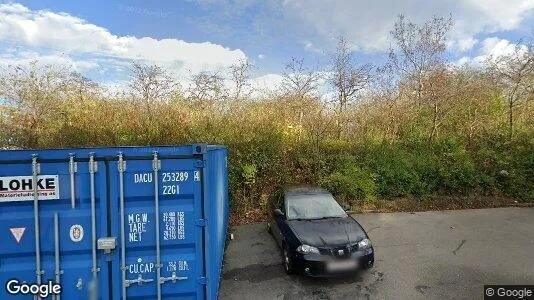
xmin=10 ymin=227 xmax=26 ymax=243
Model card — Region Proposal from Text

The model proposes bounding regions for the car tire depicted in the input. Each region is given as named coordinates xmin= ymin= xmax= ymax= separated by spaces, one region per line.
xmin=362 ymin=260 xmax=374 ymax=270
xmin=282 ymin=245 xmax=295 ymax=274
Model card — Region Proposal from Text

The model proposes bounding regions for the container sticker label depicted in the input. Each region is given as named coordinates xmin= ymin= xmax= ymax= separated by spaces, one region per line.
xmin=0 ymin=175 xmax=60 ymax=202
xmin=69 ymin=224 xmax=84 ymax=242
xmin=128 ymin=213 xmax=148 ymax=242
xmin=9 ymin=227 xmax=26 ymax=243
xmin=163 ymin=211 xmax=185 ymax=241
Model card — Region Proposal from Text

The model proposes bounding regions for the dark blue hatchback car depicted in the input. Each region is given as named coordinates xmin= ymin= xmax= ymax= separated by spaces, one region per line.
xmin=268 ymin=186 xmax=374 ymax=276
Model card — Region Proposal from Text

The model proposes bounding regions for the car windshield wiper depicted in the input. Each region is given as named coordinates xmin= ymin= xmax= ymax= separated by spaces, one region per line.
xmin=310 ymin=215 xmax=347 ymax=220
xmin=306 ymin=216 xmax=334 ymax=220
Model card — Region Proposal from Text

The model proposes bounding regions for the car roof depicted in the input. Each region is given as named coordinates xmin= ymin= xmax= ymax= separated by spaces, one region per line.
xmin=283 ymin=186 xmax=330 ymax=198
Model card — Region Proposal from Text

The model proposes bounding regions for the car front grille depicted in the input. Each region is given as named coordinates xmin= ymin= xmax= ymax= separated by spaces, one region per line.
xmin=319 ymin=243 xmax=358 ymax=257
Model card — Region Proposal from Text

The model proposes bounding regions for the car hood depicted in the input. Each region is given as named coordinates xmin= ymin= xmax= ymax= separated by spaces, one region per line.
xmin=287 ymin=217 xmax=367 ymax=247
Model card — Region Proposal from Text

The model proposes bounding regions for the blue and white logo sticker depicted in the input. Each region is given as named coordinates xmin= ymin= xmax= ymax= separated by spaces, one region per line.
xmin=69 ymin=224 xmax=84 ymax=242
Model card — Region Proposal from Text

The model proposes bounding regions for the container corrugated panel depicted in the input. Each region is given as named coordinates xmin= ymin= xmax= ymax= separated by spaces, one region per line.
xmin=0 ymin=145 xmax=228 ymax=300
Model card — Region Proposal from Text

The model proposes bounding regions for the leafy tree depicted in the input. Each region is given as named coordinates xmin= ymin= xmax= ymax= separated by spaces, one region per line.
xmin=330 ymin=36 xmax=373 ymax=138
xmin=487 ymin=40 xmax=533 ymax=138
xmin=389 ymin=15 xmax=453 ymax=139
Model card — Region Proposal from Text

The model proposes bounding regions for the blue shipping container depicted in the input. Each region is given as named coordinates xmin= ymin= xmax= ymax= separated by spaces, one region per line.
xmin=0 ymin=145 xmax=229 ymax=300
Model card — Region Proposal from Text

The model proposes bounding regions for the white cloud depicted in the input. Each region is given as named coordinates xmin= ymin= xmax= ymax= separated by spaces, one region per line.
xmin=258 ymin=54 xmax=265 ymax=59
xmin=101 ymin=80 xmax=131 ymax=97
xmin=448 ymin=37 xmax=479 ymax=52
xmin=455 ymin=56 xmax=472 ymax=66
xmin=247 ymin=70 xmax=333 ymax=98
xmin=480 ymin=37 xmax=524 ymax=58
xmin=280 ymin=0 xmax=534 ymax=52
xmin=249 ymin=73 xmax=284 ymax=94
xmin=0 ymin=3 xmax=246 ymax=76
xmin=0 ymin=50 xmax=99 ymax=72
xmin=462 ymin=0 xmax=534 ymax=30
xmin=303 ymin=40 xmax=324 ymax=53
xmin=454 ymin=37 xmax=529 ymax=66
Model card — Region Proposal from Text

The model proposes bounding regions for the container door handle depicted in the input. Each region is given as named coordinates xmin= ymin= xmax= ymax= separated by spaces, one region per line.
xmin=160 ymin=272 xmax=188 ymax=284
xmin=124 ymin=275 xmax=154 ymax=287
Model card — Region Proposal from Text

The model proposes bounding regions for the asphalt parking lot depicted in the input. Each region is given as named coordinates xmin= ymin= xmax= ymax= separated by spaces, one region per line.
xmin=219 ymin=207 xmax=534 ymax=300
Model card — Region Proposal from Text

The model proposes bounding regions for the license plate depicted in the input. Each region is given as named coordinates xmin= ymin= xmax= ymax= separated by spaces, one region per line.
xmin=327 ymin=260 xmax=358 ymax=272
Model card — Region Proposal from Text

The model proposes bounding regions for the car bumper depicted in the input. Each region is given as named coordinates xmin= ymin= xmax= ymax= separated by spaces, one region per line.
xmin=293 ymin=248 xmax=374 ymax=277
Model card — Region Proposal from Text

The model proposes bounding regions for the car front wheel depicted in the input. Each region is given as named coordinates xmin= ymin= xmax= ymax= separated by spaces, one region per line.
xmin=283 ymin=245 xmax=294 ymax=274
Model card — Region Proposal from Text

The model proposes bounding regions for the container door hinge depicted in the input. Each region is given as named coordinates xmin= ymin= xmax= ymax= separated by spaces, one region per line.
xmin=69 ymin=155 xmax=78 ymax=173
xmin=117 ymin=157 xmax=126 ymax=172
xmin=152 ymin=159 xmax=161 ymax=171
xmin=89 ymin=154 xmax=98 ymax=173
xmin=152 ymin=152 xmax=161 ymax=171
xmin=195 ymin=160 xmax=205 ymax=168
xmin=197 ymin=276 xmax=207 ymax=285
xmin=194 ymin=219 xmax=207 ymax=227
xmin=31 ymin=155 xmax=40 ymax=175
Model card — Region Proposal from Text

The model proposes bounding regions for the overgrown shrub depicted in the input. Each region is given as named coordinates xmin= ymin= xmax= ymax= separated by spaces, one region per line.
xmin=361 ymin=144 xmax=434 ymax=198
xmin=433 ymin=139 xmax=478 ymax=193
xmin=320 ymin=161 xmax=377 ymax=206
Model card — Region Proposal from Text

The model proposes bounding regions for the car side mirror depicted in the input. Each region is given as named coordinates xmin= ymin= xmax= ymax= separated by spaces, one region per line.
xmin=274 ymin=208 xmax=284 ymax=217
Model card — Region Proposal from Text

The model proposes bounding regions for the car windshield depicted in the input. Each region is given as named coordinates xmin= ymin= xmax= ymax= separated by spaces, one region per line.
xmin=285 ymin=192 xmax=347 ymax=220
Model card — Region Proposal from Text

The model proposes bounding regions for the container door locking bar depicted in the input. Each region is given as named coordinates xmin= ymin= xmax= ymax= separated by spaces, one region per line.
xmin=69 ymin=154 xmax=77 ymax=209
xmin=89 ymin=154 xmax=100 ymax=279
xmin=118 ymin=153 xmax=129 ymax=299
xmin=32 ymin=155 xmax=44 ymax=300
xmin=54 ymin=213 xmax=63 ymax=300
xmin=153 ymin=152 xmax=163 ymax=300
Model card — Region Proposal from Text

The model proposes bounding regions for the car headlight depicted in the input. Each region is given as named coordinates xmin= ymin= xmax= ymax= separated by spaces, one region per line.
xmin=296 ymin=244 xmax=320 ymax=254
xmin=358 ymin=238 xmax=371 ymax=249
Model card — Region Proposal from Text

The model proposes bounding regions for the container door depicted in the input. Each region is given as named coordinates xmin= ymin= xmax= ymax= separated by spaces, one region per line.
xmin=109 ymin=155 xmax=205 ymax=300
xmin=0 ymin=156 xmax=110 ymax=299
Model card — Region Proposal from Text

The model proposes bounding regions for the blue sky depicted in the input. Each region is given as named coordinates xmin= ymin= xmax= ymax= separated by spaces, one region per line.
xmin=0 ymin=0 xmax=533 ymax=89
